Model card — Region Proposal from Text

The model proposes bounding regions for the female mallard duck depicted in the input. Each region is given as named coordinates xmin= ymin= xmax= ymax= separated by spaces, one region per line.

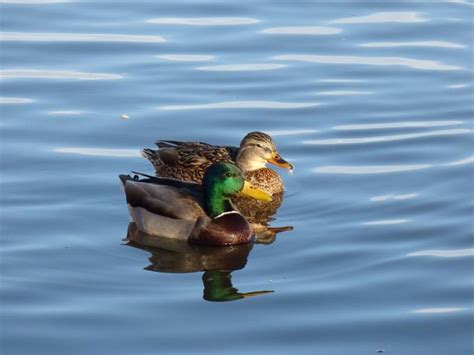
xmin=142 ymin=131 xmax=293 ymax=195
xmin=119 ymin=162 xmax=272 ymax=246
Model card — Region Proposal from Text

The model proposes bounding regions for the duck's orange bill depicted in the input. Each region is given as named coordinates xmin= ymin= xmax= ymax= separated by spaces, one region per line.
xmin=239 ymin=181 xmax=273 ymax=202
xmin=267 ymin=154 xmax=294 ymax=170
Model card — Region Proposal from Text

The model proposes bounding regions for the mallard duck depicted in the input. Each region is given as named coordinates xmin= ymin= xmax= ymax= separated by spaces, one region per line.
xmin=119 ymin=162 xmax=272 ymax=246
xmin=142 ymin=131 xmax=293 ymax=195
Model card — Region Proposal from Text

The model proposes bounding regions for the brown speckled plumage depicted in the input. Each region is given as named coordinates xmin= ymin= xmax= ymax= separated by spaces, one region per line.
xmin=244 ymin=168 xmax=284 ymax=195
xmin=142 ymin=143 xmax=234 ymax=183
xmin=232 ymin=192 xmax=283 ymax=224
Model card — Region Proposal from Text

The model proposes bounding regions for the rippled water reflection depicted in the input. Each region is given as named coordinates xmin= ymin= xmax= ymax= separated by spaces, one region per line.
xmin=1 ymin=1 xmax=473 ymax=354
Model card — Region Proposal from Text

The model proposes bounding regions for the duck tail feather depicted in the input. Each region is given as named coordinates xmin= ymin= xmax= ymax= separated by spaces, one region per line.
xmin=141 ymin=148 xmax=157 ymax=161
xmin=154 ymin=140 xmax=182 ymax=148
xmin=130 ymin=171 xmax=159 ymax=180
xmin=119 ymin=174 xmax=131 ymax=186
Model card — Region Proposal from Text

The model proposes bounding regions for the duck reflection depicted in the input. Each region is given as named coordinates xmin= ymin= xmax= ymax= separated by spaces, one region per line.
xmin=126 ymin=223 xmax=274 ymax=302
xmin=202 ymin=271 xmax=272 ymax=302
xmin=253 ymin=221 xmax=293 ymax=245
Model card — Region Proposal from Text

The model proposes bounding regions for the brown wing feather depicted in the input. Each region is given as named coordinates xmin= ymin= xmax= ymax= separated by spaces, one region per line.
xmin=143 ymin=142 xmax=234 ymax=183
xmin=156 ymin=148 xmax=180 ymax=166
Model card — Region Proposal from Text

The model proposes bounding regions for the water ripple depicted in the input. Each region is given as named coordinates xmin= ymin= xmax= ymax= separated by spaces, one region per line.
xmin=407 ymin=249 xmax=474 ymax=257
xmin=146 ymin=17 xmax=260 ymax=26
xmin=0 ymin=96 xmax=34 ymax=104
xmin=157 ymin=54 xmax=215 ymax=62
xmin=196 ymin=64 xmax=285 ymax=71
xmin=331 ymin=12 xmax=427 ymax=24
xmin=333 ymin=121 xmax=464 ymax=130
xmin=53 ymin=148 xmax=140 ymax=157
xmin=363 ymin=219 xmax=409 ymax=225
xmin=303 ymin=129 xmax=471 ymax=145
xmin=272 ymin=54 xmax=461 ymax=71
xmin=0 ymin=0 xmax=71 ymax=3
xmin=370 ymin=193 xmax=418 ymax=202
xmin=360 ymin=41 xmax=466 ymax=49
xmin=319 ymin=79 xmax=367 ymax=83
xmin=0 ymin=32 xmax=167 ymax=43
xmin=0 ymin=69 xmax=123 ymax=80
xmin=158 ymin=101 xmax=320 ymax=110
xmin=261 ymin=26 xmax=341 ymax=35
xmin=315 ymin=90 xmax=373 ymax=96
xmin=313 ymin=164 xmax=432 ymax=174
xmin=265 ymin=129 xmax=318 ymax=137
xmin=47 ymin=110 xmax=83 ymax=115
xmin=447 ymin=84 xmax=469 ymax=88
xmin=313 ymin=155 xmax=473 ymax=174
xmin=413 ymin=308 xmax=466 ymax=313
xmin=446 ymin=0 xmax=474 ymax=6
xmin=445 ymin=156 xmax=474 ymax=166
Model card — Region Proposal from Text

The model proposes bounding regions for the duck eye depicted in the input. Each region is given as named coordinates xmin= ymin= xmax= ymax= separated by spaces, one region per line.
xmin=225 ymin=172 xmax=233 ymax=178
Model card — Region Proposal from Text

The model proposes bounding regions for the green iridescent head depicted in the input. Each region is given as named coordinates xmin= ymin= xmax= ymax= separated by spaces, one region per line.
xmin=202 ymin=162 xmax=272 ymax=218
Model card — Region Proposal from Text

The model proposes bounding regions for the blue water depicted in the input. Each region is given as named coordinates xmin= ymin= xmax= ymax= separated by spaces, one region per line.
xmin=1 ymin=1 xmax=473 ymax=354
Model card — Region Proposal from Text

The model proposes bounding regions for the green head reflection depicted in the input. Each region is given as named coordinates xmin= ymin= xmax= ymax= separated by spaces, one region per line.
xmin=202 ymin=270 xmax=273 ymax=302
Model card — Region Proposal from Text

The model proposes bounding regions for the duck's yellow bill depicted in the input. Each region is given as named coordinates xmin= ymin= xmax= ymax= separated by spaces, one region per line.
xmin=240 ymin=181 xmax=273 ymax=202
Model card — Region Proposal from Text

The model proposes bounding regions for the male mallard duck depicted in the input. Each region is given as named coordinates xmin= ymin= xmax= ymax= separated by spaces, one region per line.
xmin=119 ymin=162 xmax=272 ymax=246
xmin=142 ymin=131 xmax=293 ymax=195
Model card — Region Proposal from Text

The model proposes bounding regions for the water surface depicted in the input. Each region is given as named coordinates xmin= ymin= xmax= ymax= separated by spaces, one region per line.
xmin=1 ymin=1 xmax=473 ymax=354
